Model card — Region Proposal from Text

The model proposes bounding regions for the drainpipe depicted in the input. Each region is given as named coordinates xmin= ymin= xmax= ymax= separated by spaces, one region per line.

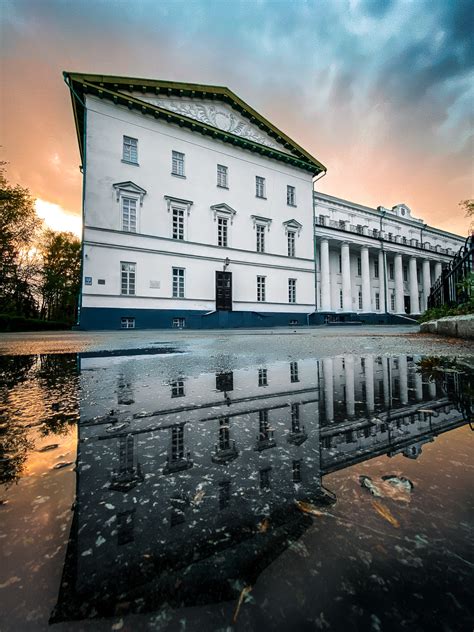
xmin=312 ymin=170 xmax=327 ymax=321
xmin=377 ymin=206 xmax=388 ymax=319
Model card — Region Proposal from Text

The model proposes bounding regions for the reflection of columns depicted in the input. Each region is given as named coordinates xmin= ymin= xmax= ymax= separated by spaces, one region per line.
xmin=409 ymin=257 xmax=420 ymax=314
xmin=320 ymin=239 xmax=332 ymax=311
xmin=365 ymin=355 xmax=375 ymax=413
xmin=422 ymin=260 xmax=431 ymax=312
xmin=414 ymin=367 xmax=423 ymax=401
xmin=341 ymin=243 xmax=352 ymax=312
xmin=394 ymin=254 xmax=405 ymax=314
xmin=361 ymin=246 xmax=371 ymax=312
xmin=399 ymin=355 xmax=408 ymax=405
xmin=435 ymin=262 xmax=442 ymax=282
xmin=345 ymin=355 xmax=355 ymax=417
xmin=383 ymin=357 xmax=390 ymax=407
xmin=429 ymin=380 xmax=437 ymax=399
xmin=322 ymin=357 xmax=334 ymax=422
xmin=378 ymin=250 xmax=386 ymax=313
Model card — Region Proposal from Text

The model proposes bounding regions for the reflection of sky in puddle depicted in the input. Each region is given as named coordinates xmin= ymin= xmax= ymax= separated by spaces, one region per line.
xmin=0 ymin=352 xmax=472 ymax=631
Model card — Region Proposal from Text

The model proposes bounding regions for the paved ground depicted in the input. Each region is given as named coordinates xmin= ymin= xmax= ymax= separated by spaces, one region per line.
xmin=1 ymin=324 xmax=473 ymax=357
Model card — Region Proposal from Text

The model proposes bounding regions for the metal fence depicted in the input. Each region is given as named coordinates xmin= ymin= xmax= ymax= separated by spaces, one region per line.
xmin=427 ymin=234 xmax=474 ymax=309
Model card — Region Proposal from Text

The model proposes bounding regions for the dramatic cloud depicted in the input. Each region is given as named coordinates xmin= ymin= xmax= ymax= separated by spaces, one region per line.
xmin=1 ymin=0 xmax=472 ymax=235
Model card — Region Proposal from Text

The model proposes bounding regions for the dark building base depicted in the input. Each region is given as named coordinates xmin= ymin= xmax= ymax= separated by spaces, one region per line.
xmin=78 ymin=307 xmax=314 ymax=330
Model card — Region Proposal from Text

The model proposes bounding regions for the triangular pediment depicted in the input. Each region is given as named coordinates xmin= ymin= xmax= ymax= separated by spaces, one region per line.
xmin=64 ymin=72 xmax=326 ymax=176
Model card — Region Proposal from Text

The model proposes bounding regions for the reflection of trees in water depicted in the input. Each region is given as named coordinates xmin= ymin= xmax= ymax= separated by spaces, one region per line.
xmin=0 ymin=354 xmax=79 ymax=486
xmin=417 ymin=357 xmax=473 ymax=422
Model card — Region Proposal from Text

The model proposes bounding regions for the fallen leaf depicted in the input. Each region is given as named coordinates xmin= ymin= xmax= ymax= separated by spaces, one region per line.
xmin=232 ymin=585 xmax=252 ymax=624
xmin=257 ymin=518 xmax=269 ymax=533
xmin=372 ymin=500 xmax=400 ymax=528
xmin=193 ymin=490 xmax=205 ymax=505
xmin=295 ymin=500 xmax=326 ymax=517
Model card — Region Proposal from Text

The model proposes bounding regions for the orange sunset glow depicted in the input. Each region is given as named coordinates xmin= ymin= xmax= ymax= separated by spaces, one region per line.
xmin=1 ymin=1 xmax=472 ymax=237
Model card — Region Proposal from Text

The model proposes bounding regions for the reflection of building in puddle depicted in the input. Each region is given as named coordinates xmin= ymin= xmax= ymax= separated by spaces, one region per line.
xmin=51 ymin=354 xmax=471 ymax=622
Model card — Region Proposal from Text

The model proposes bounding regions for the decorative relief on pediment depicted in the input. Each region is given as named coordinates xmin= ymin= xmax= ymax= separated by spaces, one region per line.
xmin=139 ymin=96 xmax=290 ymax=153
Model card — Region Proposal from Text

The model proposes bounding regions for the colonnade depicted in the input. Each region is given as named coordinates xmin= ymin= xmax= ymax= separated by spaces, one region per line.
xmin=319 ymin=239 xmax=443 ymax=315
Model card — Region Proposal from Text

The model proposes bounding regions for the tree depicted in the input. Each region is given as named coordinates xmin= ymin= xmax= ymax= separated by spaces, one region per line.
xmin=40 ymin=230 xmax=81 ymax=324
xmin=459 ymin=199 xmax=474 ymax=233
xmin=0 ymin=164 xmax=42 ymax=317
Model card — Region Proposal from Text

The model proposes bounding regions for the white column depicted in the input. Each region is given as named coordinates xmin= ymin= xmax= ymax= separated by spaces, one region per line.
xmin=361 ymin=246 xmax=371 ymax=312
xmin=383 ymin=357 xmax=390 ymax=407
xmin=422 ymin=260 xmax=431 ymax=312
xmin=341 ymin=243 xmax=352 ymax=312
xmin=378 ymin=250 xmax=386 ymax=313
xmin=409 ymin=257 xmax=420 ymax=314
xmin=394 ymin=254 xmax=405 ymax=314
xmin=345 ymin=355 xmax=355 ymax=417
xmin=414 ymin=359 xmax=423 ymax=401
xmin=399 ymin=355 xmax=408 ymax=405
xmin=429 ymin=380 xmax=437 ymax=399
xmin=435 ymin=262 xmax=442 ymax=282
xmin=365 ymin=355 xmax=375 ymax=414
xmin=320 ymin=239 xmax=332 ymax=311
xmin=323 ymin=357 xmax=334 ymax=422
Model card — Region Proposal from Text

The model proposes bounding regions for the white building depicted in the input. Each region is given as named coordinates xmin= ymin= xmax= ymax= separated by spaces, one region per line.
xmin=314 ymin=193 xmax=465 ymax=322
xmin=64 ymin=73 xmax=465 ymax=330
xmin=64 ymin=72 xmax=326 ymax=330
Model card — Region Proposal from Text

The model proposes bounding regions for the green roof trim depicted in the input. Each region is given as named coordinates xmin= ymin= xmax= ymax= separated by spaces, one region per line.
xmin=63 ymin=72 xmax=326 ymax=176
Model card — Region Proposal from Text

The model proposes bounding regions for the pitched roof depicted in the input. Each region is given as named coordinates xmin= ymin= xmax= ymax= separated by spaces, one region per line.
xmin=63 ymin=72 xmax=326 ymax=176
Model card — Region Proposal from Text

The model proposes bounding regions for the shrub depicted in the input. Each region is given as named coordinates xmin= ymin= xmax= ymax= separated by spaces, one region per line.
xmin=0 ymin=314 xmax=71 ymax=332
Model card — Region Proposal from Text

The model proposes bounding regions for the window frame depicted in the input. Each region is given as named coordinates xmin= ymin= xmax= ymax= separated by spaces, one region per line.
xmin=217 ymin=164 xmax=228 ymax=188
xmin=287 ymin=185 xmax=296 ymax=207
xmin=172 ymin=206 xmax=186 ymax=241
xmin=287 ymin=231 xmax=296 ymax=257
xmin=172 ymin=267 xmax=185 ymax=299
xmin=120 ymin=261 xmax=136 ymax=296
xmin=122 ymin=136 xmax=138 ymax=164
xmin=288 ymin=278 xmax=296 ymax=304
xmin=256 ymin=224 xmax=266 ymax=253
xmin=120 ymin=316 xmax=136 ymax=329
xmin=121 ymin=195 xmax=138 ymax=233
xmin=217 ymin=216 xmax=228 ymax=247
xmin=255 ymin=176 xmax=266 ymax=199
xmin=257 ymin=275 xmax=266 ymax=302
xmin=171 ymin=150 xmax=185 ymax=177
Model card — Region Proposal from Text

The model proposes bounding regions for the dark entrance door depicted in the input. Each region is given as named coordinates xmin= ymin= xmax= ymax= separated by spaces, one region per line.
xmin=404 ymin=295 xmax=411 ymax=314
xmin=216 ymin=271 xmax=232 ymax=311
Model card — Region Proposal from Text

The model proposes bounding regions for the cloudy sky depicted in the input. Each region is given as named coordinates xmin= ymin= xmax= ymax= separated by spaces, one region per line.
xmin=1 ymin=0 xmax=473 ymax=236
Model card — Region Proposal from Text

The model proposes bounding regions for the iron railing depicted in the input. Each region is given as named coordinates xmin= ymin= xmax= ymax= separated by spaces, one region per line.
xmin=427 ymin=234 xmax=474 ymax=308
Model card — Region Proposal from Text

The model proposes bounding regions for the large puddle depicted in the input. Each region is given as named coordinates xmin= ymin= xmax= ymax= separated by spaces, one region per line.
xmin=0 ymin=351 xmax=472 ymax=631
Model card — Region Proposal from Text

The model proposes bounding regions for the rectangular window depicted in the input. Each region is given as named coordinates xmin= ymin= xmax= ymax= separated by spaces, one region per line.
xmin=287 ymin=185 xmax=296 ymax=206
xmin=121 ymin=262 xmax=136 ymax=295
xmin=357 ymin=257 xmax=362 ymax=276
xmin=257 ymin=275 xmax=266 ymax=302
xmin=256 ymin=176 xmax=266 ymax=198
xmin=375 ymin=292 xmax=380 ymax=310
xmin=356 ymin=224 xmax=363 ymax=234
xmin=402 ymin=236 xmax=407 ymax=244
xmin=256 ymin=225 xmax=265 ymax=253
xmin=293 ymin=460 xmax=302 ymax=483
xmin=259 ymin=467 xmax=271 ymax=490
xmin=122 ymin=136 xmax=138 ymax=163
xmin=288 ymin=278 xmax=296 ymax=303
xmin=172 ymin=207 xmax=185 ymax=240
xmin=374 ymin=259 xmax=379 ymax=278
xmin=389 ymin=263 xmax=394 ymax=280
xmin=217 ymin=217 xmax=228 ymax=247
xmin=258 ymin=368 xmax=268 ymax=387
xmin=390 ymin=293 xmax=395 ymax=310
xmin=172 ymin=317 xmax=186 ymax=328
xmin=171 ymin=380 xmax=185 ymax=398
xmin=319 ymin=214 xmax=326 ymax=226
xmin=373 ymin=228 xmax=379 ymax=238
xmin=339 ymin=289 xmax=343 ymax=308
xmin=172 ymin=267 xmax=185 ymax=298
xmin=287 ymin=231 xmax=295 ymax=257
xmin=358 ymin=290 xmax=362 ymax=309
xmin=219 ymin=481 xmax=231 ymax=510
xmin=290 ymin=361 xmax=299 ymax=383
xmin=171 ymin=150 xmax=185 ymax=176
xmin=121 ymin=197 xmax=137 ymax=233
xmin=121 ymin=317 xmax=135 ymax=329
xmin=217 ymin=164 xmax=228 ymax=188
xmin=339 ymin=219 xmax=346 ymax=230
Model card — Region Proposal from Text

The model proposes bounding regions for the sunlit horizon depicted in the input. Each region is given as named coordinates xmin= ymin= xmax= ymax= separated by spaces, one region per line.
xmin=35 ymin=199 xmax=82 ymax=238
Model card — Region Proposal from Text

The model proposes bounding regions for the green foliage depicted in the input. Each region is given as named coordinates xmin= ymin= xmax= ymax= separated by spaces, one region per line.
xmin=40 ymin=230 xmax=81 ymax=325
xmin=419 ymin=300 xmax=474 ymax=323
xmin=0 ymin=163 xmax=42 ymax=317
xmin=0 ymin=314 xmax=70 ymax=331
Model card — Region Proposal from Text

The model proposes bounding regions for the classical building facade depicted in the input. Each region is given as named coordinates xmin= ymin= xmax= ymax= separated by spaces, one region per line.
xmin=64 ymin=73 xmax=326 ymax=330
xmin=65 ymin=73 xmax=465 ymax=330
xmin=313 ymin=192 xmax=464 ymax=322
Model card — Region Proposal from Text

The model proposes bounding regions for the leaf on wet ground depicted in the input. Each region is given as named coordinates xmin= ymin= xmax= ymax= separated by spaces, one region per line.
xmin=37 ymin=444 xmax=59 ymax=452
xmin=257 ymin=518 xmax=269 ymax=533
xmin=192 ymin=490 xmax=205 ymax=505
xmin=232 ymin=585 xmax=252 ymax=624
xmin=295 ymin=500 xmax=327 ymax=517
xmin=372 ymin=500 xmax=400 ymax=528
xmin=52 ymin=461 xmax=73 ymax=470
xmin=359 ymin=475 xmax=383 ymax=497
